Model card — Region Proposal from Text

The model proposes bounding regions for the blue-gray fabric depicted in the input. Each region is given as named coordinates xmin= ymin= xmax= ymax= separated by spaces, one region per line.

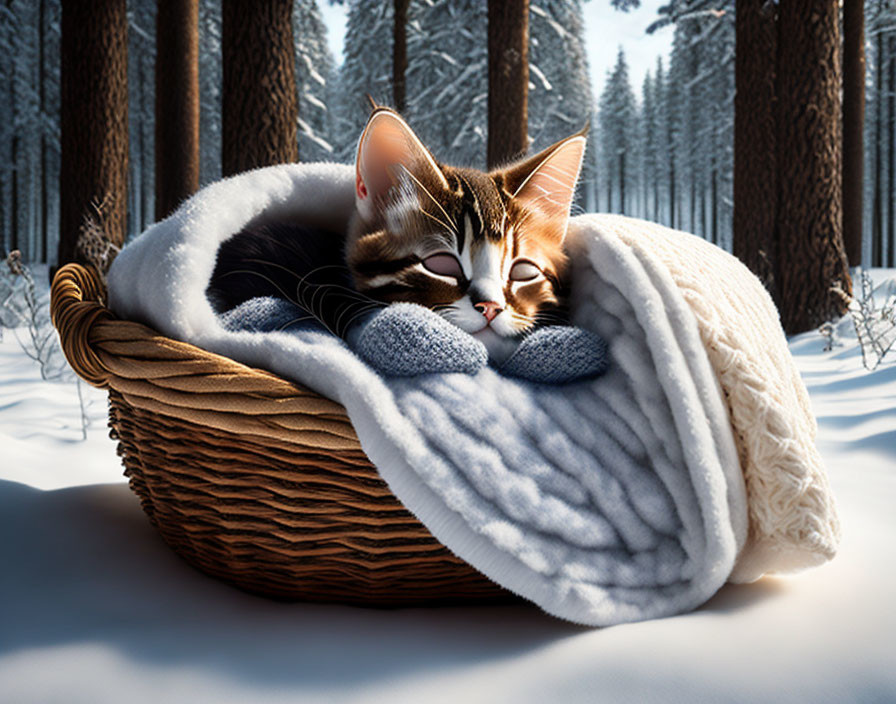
xmin=220 ymin=297 xmax=608 ymax=383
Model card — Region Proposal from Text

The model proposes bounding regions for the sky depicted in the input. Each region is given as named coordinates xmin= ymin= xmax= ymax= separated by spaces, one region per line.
xmin=318 ymin=1 xmax=674 ymax=105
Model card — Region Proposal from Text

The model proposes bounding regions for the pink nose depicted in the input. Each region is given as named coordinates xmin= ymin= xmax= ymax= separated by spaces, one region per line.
xmin=474 ymin=301 xmax=502 ymax=322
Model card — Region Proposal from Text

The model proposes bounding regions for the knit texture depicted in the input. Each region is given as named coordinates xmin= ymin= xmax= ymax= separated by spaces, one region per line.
xmin=499 ymin=325 xmax=609 ymax=383
xmin=351 ymin=303 xmax=488 ymax=376
xmin=568 ymin=214 xmax=840 ymax=582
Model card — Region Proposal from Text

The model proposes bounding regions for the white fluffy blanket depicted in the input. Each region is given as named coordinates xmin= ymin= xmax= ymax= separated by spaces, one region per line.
xmin=107 ymin=163 xmax=839 ymax=626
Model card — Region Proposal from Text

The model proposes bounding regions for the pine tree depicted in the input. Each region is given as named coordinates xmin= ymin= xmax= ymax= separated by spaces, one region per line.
xmin=528 ymin=0 xmax=592 ymax=148
xmin=128 ymin=0 xmax=156 ymax=234
xmin=294 ymin=0 xmax=336 ymax=163
xmin=37 ymin=0 xmax=61 ymax=263
xmin=597 ymin=48 xmax=637 ymax=214
xmin=198 ymin=0 xmax=221 ymax=186
xmin=528 ymin=0 xmax=594 ymax=208
xmin=843 ymin=0 xmax=865 ymax=267
xmin=888 ymin=29 xmax=896 ymax=267
xmin=650 ymin=0 xmax=734 ymax=242
xmin=869 ymin=0 xmax=885 ymax=267
xmin=0 ymin=1 xmax=62 ymax=263
xmin=651 ymin=57 xmax=667 ymax=223
xmin=640 ymin=69 xmax=656 ymax=220
xmin=333 ymin=0 xmax=393 ymax=161
xmin=0 ymin=1 xmax=16 ymax=255
xmin=406 ymin=0 xmax=489 ymax=166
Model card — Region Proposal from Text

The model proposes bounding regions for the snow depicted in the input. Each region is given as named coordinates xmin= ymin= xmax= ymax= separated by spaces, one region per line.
xmin=1 ymin=271 xmax=895 ymax=703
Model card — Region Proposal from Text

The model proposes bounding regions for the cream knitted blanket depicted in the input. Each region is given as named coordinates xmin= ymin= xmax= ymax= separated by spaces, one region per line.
xmin=574 ymin=215 xmax=840 ymax=582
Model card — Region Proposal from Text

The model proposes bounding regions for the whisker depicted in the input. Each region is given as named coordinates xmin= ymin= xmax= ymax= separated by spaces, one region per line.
xmin=335 ymin=302 xmax=384 ymax=337
xmin=241 ymin=258 xmax=352 ymax=282
xmin=275 ymin=314 xmax=318 ymax=331
xmin=297 ymin=281 xmax=381 ymax=303
xmin=338 ymin=305 xmax=385 ymax=337
xmin=419 ymin=208 xmax=456 ymax=233
xmin=397 ymin=164 xmax=458 ymax=235
xmin=216 ymin=269 xmax=303 ymax=308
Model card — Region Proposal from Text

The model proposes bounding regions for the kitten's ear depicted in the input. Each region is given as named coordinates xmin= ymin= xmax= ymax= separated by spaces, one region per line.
xmin=499 ymin=128 xmax=587 ymax=239
xmin=354 ymin=109 xmax=448 ymax=222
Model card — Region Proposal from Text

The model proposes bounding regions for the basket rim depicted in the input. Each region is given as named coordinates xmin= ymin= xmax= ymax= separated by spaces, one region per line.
xmin=50 ymin=262 xmax=363 ymax=451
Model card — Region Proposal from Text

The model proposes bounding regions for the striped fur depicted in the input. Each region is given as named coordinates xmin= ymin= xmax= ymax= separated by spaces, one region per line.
xmin=348 ymin=108 xmax=586 ymax=361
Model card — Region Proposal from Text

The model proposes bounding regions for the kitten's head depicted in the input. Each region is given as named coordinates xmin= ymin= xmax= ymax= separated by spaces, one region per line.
xmin=346 ymin=108 xmax=586 ymax=361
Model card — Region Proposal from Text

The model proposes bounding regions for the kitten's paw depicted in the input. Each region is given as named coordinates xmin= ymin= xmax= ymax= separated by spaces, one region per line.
xmin=353 ymin=303 xmax=488 ymax=376
xmin=499 ymin=325 xmax=609 ymax=384
xmin=220 ymin=297 xmax=321 ymax=333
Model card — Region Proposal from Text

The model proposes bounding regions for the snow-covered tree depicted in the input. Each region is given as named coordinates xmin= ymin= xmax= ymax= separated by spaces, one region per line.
xmin=648 ymin=0 xmax=734 ymax=244
xmin=597 ymin=48 xmax=637 ymax=214
xmin=639 ymin=68 xmax=657 ymax=221
xmin=339 ymin=0 xmax=595 ymax=178
xmin=128 ymin=0 xmax=157 ymax=236
xmin=529 ymin=0 xmax=594 ymax=209
xmin=867 ymin=0 xmax=896 ymax=267
xmin=406 ymin=0 xmax=488 ymax=166
xmin=198 ymin=0 xmax=222 ymax=187
xmin=650 ymin=56 xmax=668 ymax=224
xmin=1 ymin=0 xmax=61 ymax=263
xmin=332 ymin=0 xmax=395 ymax=161
xmin=294 ymin=0 xmax=336 ymax=163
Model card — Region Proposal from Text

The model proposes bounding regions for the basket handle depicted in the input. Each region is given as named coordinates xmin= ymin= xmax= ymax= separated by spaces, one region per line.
xmin=50 ymin=263 xmax=115 ymax=388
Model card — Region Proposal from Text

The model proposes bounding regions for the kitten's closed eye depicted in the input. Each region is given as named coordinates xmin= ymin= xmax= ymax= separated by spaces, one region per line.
xmin=509 ymin=260 xmax=542 ymax=282
xmin=422 ymin=253 xmax=464 ymax=280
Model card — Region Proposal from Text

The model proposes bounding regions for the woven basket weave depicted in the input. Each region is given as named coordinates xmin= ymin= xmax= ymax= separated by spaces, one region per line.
xmin=50 ymin=263 xmax=509 ymax=605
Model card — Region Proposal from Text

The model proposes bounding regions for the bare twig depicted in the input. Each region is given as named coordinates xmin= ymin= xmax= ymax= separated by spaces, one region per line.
xmin=832 ymin=271 xmax=896 ymax=371
xmin=1 ymin=251 xmax=94 ymax=434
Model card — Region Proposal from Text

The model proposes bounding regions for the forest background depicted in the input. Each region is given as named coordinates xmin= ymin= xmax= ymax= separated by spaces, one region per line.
xmin=1 ymin=0 xmax=893 ymax=331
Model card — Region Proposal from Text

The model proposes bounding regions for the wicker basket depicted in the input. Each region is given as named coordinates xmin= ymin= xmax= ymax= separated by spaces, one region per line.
xmin=51 ymin=263 xmax=510 ymax=605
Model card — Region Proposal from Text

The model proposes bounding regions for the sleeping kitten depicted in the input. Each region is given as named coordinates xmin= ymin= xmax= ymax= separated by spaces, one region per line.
xmin=346 ymin=108 xmax=586 ymax=364
xmin=208 ymin=108 xmax=586 ymax=366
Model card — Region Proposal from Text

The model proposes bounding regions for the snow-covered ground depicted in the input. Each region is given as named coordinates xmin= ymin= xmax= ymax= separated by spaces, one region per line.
xmin=1 ymin=270 xmax=894 ymax=704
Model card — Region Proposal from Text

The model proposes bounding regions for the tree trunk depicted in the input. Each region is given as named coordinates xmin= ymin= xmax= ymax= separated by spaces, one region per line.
xmin=39 ymin=0 xmax=48 ymax=263
xmin=699 ymin=173 xmax=706 ymax=239
xmin=711 ymin=167 xmax=718 ymax=245
xmin=775 ymin=0 xmax=851 ymax=334
xmin=733 ymin=0 xmax=778 ymax=295
xmin=642 ymin=155 xmax=648 ymax=218
xmin=606 ymin=172 xmax=612 ymax=212
xmin=222 ymin=0 xmax=298 ymax=176
xmin=155 ymin=0 xmax=200 ymax=221
xmin=11 ymin=134 xmax=19 ymax=253
xmin=842 ymin=0 xmax=865 ymax=267
xmin=140 ymin=51 xmax=152 ymax=231
xmin=58 ymin=0 xmax=129 ymax=269
xmin=668 ymin=160 xmax=676 ymax=228
xmin=888 ymin=34 xmax=895 ymax=268
xmin=619 ymin=151 xmax=625 ymax=213
xmin=689 ymin=169 xmax=696 ymax=233
xmin=872 ymin=23 xmax=884 ymax=267
xmin=487 ymin=0 xmax=528 ymax=169
xmin=392 ymin=0 xmax=409 ymax=113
